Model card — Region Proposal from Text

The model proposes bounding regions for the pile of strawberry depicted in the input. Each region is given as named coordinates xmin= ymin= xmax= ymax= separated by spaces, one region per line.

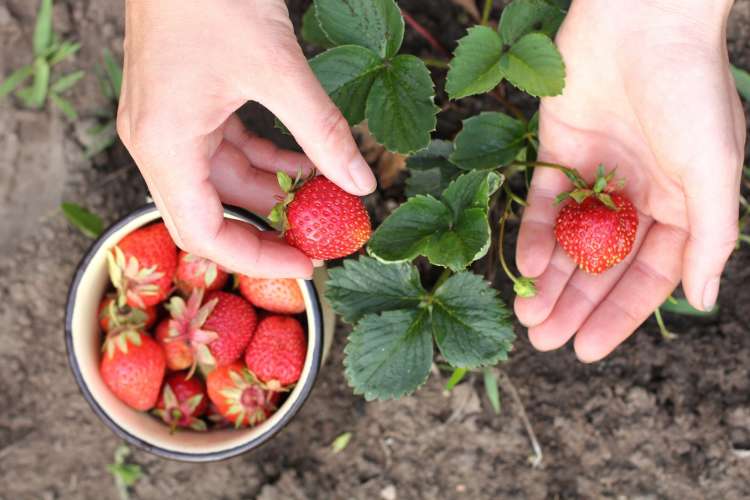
xmin=99 ymin=223 xmax=311 ymax=431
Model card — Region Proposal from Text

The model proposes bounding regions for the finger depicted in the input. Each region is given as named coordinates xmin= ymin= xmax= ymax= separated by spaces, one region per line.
xmin=514 ymin=246 xmax=576 ymax=327
xmin=146 ymin=142 xmax=313 ymax=279
xmin=515 ymin=161 xmax=571 ymax=278
xmin=257 ymin=49 xmax=376 ymax=196
xmin=209 ymin=139 xmax=284 ymax=216
xmin=573 ymin=223 xmax=687 ymax=362
xmin=222 ymin=114 xmax=315 ymax=176
xmin=681 ymin=159 xmax=741 ymax=312
xmin=526 ymin=215 xmax=652 ymax=351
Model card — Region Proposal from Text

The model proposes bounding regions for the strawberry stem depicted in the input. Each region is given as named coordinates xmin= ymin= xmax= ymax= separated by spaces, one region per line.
xmin=498 ymin=190 xmax=536 ymax=298
xmin=653 ymin=307 xmax=678 ymax=341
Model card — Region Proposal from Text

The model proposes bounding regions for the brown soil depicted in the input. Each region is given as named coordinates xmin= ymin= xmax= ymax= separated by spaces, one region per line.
xmin=1 ymin=1 xmax=749 ymax=499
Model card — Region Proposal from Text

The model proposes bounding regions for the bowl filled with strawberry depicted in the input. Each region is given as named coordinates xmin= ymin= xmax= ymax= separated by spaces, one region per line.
xmin=64 ymin=183 xmax=369 ymax=461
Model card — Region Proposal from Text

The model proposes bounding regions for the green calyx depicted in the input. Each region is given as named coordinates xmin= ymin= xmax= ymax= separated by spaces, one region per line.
xmin=267 ymin=169 xmax=314 ymax=233
xmin=554 ymin=164 xmax=623 ymax=210
xmin=513 ymin=276 xmax=537 ymax=298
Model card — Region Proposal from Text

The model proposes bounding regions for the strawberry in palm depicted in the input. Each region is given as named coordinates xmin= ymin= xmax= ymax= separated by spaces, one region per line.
xmin=269 ymin=172 xmax=371 ymax=260
xmin=237 ymin=275 xmax=305 ymax=314
xmin=107 ymin=222 xmax=177 ymax=309
xmin=100 ymin=329 xmax=166 ymax=410
xmin=554 ymin=165 xmax=638 ymax=274
xmin=154 ymin=371 xmax=208 ymax=432
xmin=174 ymin=251 xmax=228 ymax=294
xmin=206 ymin=362 xmax=279 ymax=428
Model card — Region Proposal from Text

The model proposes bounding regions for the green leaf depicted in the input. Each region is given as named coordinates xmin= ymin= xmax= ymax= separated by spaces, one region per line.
xmin=432 ymin=271 xmax=515 ymax=368
xmin=731 ymin=64 xmax=750 ymax=101
xmin=445 ymin=26 xmax=504 ymax=100
xmin=483 ymin=368 xmax=501 ymax=413
xmin=302 ymin=4 xmax=334 ymax=48
xmin=310 ymin=45 xmax=383 ymax=126
xmin=451 ymin=112 xmax=527 ymax=170
xmin=27 ymin=58 xmax=50 ymax=108
xmin=0 ymin=65 xmax=34 ymax=99
xmin=659 ymin=297 xmax=718 ymax=317
xmin=331 ymin=432 xmax=352 ymax=453
xmin=368 ymin=171 xmax=502 ymax=271
xmin=405 ymin=140 xmax=462 ymax=197
xmin=365 ymin=54 xmax=438 ymax=154
xmin=33 ymin=0 xmax=54 ymax=57
xmin=50 ymin=70 xmax=84 ymax=93
xmin=103 ymin=49 xmax=123 ymax=98
xmin=48 ymin=41 xmax=81 ymax=66
xmin=500 ymin=32 xmax=565 ymax=97
xmin=444 ymin=367 xmax=468 ymax=391
xmin=498 ymin=0 xmax=566 ymax=45
xmin=314 ymin=0 xmax=404 ymax=58
xmin=326 ymin=256 xmax=425 ymax=323
xmin=344 ymin=309 xmax=433 ymax=400
xmin=107 ymin=463 xmax=142 ymax=488
xmin=49 ymin=93 xmax=77 ymax=119
xmin=61 ymin=202 xmax=103 ymax=238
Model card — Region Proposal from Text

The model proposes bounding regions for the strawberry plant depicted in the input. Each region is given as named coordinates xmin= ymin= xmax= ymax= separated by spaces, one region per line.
xmin=0 ymin=0 xmax=83 ymax=119
xmin=300 ymin=0 xmax=571 ymax=400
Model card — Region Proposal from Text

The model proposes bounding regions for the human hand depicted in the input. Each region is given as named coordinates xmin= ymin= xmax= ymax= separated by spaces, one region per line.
xmin=116 ymin=0 xmax=376 ymax=278
xmin=514 ymin=0 xmax=745 ymax=361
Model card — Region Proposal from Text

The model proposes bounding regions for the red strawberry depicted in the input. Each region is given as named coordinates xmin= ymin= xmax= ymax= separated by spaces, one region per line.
xmin=100 ymin=329 xmax=166 ymax=410
xmin=554 ymin=166 xmax=638 ymax=274
xmin=203 ymin=291 xmax=257 ymax=367
xmin=154 ymin=371 xmax=208 ymax=431
xmin=155 ymin=318 xmax=196 ymax=372
xmin=269 ymin=174 xmax=371 ymax=260
xmin=98 ymin=295 xmax=157 ymax=333
xmin=174 ymin=251 xmax=228 ymax=294
xmin=206 ymin=362 xmax=279 ymax=428
xmin=244 ymin=315 xmax=306 ymax=390
xmin=107 ymin=222 xmax=177 ymax=309
xmin=237 ymin=275 xmax=305 ymax=314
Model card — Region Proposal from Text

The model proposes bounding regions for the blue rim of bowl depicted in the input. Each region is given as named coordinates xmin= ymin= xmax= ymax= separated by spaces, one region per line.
xmin=64 ymin=203 xmax=323 ymax=462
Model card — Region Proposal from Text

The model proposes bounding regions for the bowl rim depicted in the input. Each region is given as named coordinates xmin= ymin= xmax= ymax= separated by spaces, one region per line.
xmin=64 ymin=203 xmax=323 ymax=462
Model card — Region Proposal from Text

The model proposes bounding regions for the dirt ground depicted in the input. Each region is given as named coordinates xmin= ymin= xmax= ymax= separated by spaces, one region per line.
xmin=1 ymin=1 xmax=749 ymax=499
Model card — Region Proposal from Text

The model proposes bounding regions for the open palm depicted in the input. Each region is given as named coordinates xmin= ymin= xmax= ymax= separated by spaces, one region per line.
xmin=514 ymin=0 xmax=745 ymax=361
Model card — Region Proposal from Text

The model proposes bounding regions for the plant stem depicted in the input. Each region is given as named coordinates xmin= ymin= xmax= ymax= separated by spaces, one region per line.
xmin=431 ymin=267 xmax=453 ymax=292
xmin=510 ymin=160 xmax=578 ymax=177
xmin=490 ymin=88 xmax=526 ymax=122
xmin=739 ymin=233 xmax=750 ymax=246
xmin=422 ymin=57 xmax=450 ymax=69
xmin=401 ymin=9 xmax=450 ymax=57
xmin=498 ymin=195 xmax=519 ymax=286
xmin=654 ymin=307 xmax=678 ymax=340
xmin=499 ymin=370 xmax=543 ymax=467
xmin=481 ymin=0 xmax=494 ymax=26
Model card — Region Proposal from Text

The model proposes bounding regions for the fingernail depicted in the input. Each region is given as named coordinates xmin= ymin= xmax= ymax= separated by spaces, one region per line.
xmin=348 ymin=157 xmax=376 ymax=195
xmin=702 ymin=277 xmax=720 ymax=311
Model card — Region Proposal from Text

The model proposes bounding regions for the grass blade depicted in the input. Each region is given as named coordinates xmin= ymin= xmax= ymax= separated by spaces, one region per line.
xmin=659 ymin=297 xmax=717 ymax=317
xmin=0 ymin=65 xmax=34 ymax=98
xmin=50 ymin=70 xmax=84 ymax=93
xmin=61 ymin=202 xmax=103 ymax=238
xmin=49 ymin=41 xmax=81 ymax=66
xmin=444 ymin=367 xmax=467 ymax=391
xmin=330 ymin=432 xmax=352 ymax=453
xmin=731 ymin=64 xmax=750 ymax=101
xmin=103 ymin=49 xmax=123 ymax=98
xmin=49 ymin=93 xmax=77 ymax=120
xmin=28 ymin=58 xmax=50 ymax=108
xmin=483 ymin=368 xmax=501 ymax=414
xmin=33 ymin=0 xmax=54 ymax=57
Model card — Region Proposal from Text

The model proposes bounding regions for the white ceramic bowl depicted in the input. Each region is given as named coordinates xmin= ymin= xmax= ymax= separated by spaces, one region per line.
xmin=65 ymin=204 xmax=334 ymax=461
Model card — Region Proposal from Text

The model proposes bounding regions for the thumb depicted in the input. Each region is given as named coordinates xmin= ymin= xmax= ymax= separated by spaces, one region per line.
xmin=681 ymin=164 xmax=741 ymax=311
xmin=259 ymin=47 xmax=376 ymax=196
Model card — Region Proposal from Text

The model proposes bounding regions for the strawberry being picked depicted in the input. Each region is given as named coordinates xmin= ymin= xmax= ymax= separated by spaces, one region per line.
xmin=98 ymin=295 xmax=157 ymax=333
xmin=206 ymin=362 xmax=279 ymax=428
xmin=237 ymin=275 xmax=305 ymax=314
xmin=107 ymin=222 xmax=177 ymax=309
xmin=174 ymin=251 xmax=228 ymax=294
xmin=156 ymin=289 xmax=256 ymax=375
xmin=100 ymin=329 xmax=166 ymax=410
xmin=244 ymin=315 xmax=306 ymax=390
xmin=268 ymin=172 xmax=371 ymax=260
xmin=154 ymin=371 xmax=208 ymax=432
xmin=554 ymin=165 xmax=638 ymax=274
